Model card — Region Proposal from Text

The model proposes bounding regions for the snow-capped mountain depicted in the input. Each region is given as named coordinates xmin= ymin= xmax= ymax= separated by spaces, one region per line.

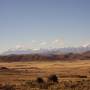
xmin=2 ymin=49 xmax=33 ymax=55
xmin=1 ymin=44 xmax=90 ymax=55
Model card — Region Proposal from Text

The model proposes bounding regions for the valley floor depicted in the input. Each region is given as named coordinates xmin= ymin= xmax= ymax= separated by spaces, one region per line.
xmin=0 ymin=60 xmax=90 ymax=89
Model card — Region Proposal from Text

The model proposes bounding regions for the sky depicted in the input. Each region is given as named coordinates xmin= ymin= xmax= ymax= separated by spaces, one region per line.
xmin=0 ymin=0 xmax=90 ymax=53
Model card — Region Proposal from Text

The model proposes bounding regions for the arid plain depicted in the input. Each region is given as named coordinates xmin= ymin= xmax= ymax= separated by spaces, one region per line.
xmin=0 ymin=60 xmax=90 ymax=84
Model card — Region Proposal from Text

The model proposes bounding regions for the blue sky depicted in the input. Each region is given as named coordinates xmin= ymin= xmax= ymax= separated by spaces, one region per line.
xmin=0 ymin=0 xmax=90 ymax=52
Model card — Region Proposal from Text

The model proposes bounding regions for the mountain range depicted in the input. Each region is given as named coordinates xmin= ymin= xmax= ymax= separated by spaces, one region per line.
xmin=0 ymin=44 xmax=90 ymax=62
xmin=2 ymin=44 xmax=90 ymax=55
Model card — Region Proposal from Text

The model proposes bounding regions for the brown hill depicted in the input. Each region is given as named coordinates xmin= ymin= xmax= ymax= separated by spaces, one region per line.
xmin=0 ymin=51 xmax=90 ymax=62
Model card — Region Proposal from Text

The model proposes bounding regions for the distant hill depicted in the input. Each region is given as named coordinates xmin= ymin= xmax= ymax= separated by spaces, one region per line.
xmin=0 ymin=51 xmax=90 ymax=62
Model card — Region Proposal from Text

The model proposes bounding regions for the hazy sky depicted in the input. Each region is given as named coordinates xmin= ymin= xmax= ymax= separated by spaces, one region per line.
xmin=0 ymin=0 xmax=90 ymax=52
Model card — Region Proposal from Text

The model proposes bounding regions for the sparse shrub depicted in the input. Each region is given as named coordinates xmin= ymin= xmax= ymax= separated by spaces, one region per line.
xmin=79 ymin=75 xmax=87 ymax=78
xmin=48 ymin=74 xmax=59 ymax=83
xmin=24 ymin=80 xmax=36 ymax=88
xmin=0 ymin=67 xmax=9 ymax=70
xmin=2 ymin=84 xmax=15 ymax=90
xmin=36 ymin=77 xmax=47 ymax=89
xmin=36 ymin=77 xmax=45 ymax=84
xmin=25 ymin=80 xmax=32 ymax=86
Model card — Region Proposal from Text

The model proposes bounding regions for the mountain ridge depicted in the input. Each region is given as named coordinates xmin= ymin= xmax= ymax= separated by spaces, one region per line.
xmin=2 ymin=45 xmax=90 ymax=55
xmin=0 ymin=50 xmax=90 ymax=62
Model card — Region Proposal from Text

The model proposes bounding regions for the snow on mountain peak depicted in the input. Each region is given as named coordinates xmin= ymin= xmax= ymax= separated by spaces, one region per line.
xmin=82 ymin=44 xmax=90 ymax=48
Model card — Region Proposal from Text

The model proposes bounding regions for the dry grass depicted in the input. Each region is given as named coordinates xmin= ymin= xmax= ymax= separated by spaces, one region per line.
xmin=0 ymin=60 xmax=90 ymax=89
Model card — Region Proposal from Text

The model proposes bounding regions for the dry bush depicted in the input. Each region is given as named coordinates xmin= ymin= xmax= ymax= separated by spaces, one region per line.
xmin=47 ymin=74 xmax=59 ymax=83
xmin=0 ymin=67 xmax=9 ymax=70
xmin=1 ymin=84 xmax=15 ymax=90
xmin=1 ymin=75 xmax=90 ymax=90
xmin=36 ymin=77 xmax=45 ymax=84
